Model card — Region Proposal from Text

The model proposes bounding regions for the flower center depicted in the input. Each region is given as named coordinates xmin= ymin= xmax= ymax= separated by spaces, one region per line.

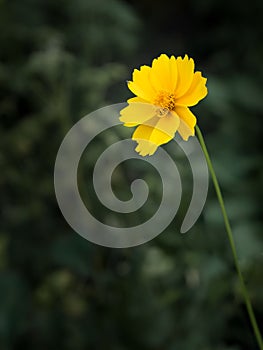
xmin=154 ymin=91 xmax=176 ymax=117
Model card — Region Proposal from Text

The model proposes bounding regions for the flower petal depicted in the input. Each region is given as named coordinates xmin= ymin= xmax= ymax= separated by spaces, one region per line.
xmin=169 ymin=55 xmax=178 ymax=91
xmin=128 ymin=65 xmax=156 ymax=101
xmin=133 ymin=124 xmax=169 ymax=156
xmin=135 ymin=140 xmax=158 ymax=156
xmin=132 ymin=112 xmax=180 ymax=155
xmin=127 ymin=96 xmax=147 ymax=103
xmin=150 ymin=54 xmax=178 ymax=92
xmin=124 ymin=97 xmax=149 ymax=126
xmin=174 ymin=107 xmax=197 ymax=140
xmin=123 ymin=122 xmax=138 ymax=127
xmin=119 ymin=102 xmax=156 ymax=126
xmin=151 ymin=112 xmax=180 ymax=140
xmin=176 ymin=71 xmax=207 ymax=107
xmin=174 ymin=55 xmax=195 ymax=98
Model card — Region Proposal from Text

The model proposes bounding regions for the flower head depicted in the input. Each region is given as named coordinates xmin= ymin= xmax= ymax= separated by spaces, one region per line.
xmin=120 ymin=54 xmax=208 ymax=156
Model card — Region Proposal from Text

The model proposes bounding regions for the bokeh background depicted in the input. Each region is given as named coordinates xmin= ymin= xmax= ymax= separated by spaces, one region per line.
xmin=0 ymin=0 xmax=263 ymax=349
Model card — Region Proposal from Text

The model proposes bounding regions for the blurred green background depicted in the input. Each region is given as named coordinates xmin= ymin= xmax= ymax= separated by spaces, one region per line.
xmin=0 ymin=0 xmax=263 ymax=349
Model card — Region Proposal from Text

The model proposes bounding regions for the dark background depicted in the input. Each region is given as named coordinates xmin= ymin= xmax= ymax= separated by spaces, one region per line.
xmin=0 ymin=0 xmax=263 ymax=349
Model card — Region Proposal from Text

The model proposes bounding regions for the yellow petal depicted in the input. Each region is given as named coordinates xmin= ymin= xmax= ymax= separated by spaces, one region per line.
xmin=169 ymin=56 xmax=178 ymax=91
xmin=176 ymin=71 xmax=207 ymax=107
xmin=123 ymin=123 xmax=138 ymax=127
xmin=133 ymin=124 xmax=167 ymax=156
xmin=151 ymin=112 xmax=180 ymax=139
xmin=125 ymin=97 xmax=148 ymax=125
xmin=128 ymin=65 xmax=156 ymax=101
xmin=150 ymin=54 xmax=177 ymax=92
xmin=127 ymin=96 xmax=147 ymax=103
xmin=132 ymin=112 xmax=180 ymax=156
xmin=135 ymin=140 xmax=158 ymax=156
xmin=119 ymin=102 xmax=156 ymax=126
xmin=174 ymin=55 xmax=195 ymax=98
xmin=174 ymin=107 xmax=197 ymax=140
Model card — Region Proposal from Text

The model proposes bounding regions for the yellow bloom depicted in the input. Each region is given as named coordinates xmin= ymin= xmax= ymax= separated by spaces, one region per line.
xmin=120 ymin=54 xmax=208 ymax=156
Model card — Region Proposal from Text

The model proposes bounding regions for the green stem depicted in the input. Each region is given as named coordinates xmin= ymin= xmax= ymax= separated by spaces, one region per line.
xmin=195 ymin=124 xmax=263 ymax=350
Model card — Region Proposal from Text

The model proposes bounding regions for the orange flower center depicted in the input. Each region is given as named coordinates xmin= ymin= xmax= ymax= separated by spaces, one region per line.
xmin=154 ymin=91 xmax=176 ymax=117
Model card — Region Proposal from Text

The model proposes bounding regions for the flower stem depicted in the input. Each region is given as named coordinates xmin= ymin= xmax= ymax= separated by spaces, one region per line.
xmin=195 ymin=124 xmax=263 ymax=350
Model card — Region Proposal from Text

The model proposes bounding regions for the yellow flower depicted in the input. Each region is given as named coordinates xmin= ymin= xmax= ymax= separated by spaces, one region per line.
xmin=120 ymin=54 xmax=208 ymax=156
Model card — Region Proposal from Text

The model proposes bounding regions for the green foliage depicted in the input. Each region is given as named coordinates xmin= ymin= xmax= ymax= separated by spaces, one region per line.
xmin=0 ymin=0 xmax=262 ymax=349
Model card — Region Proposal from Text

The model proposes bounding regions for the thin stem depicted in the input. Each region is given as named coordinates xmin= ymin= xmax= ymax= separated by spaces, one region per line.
xmin=195 ymin=124 xmax=263 ymax=350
